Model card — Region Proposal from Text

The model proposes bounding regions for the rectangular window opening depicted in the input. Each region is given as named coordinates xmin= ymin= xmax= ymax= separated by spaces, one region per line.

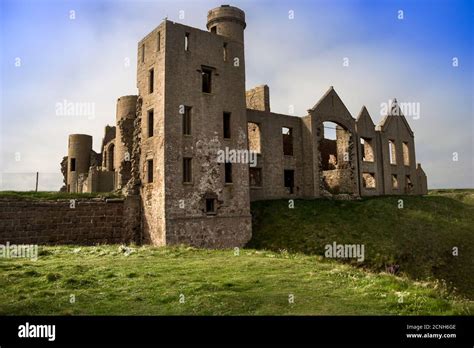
xmin=282 ymin=127 xmax=293 ymax=156
xmin=389 ymin=140 xmax=397 ymax=165
xmin=157 ymin=32 xmax=161 ymax=51
xmin=148 ymin=68 xmax=154 ymax=93
xmin=223 ymin=112 xmax=231 ymax=139
xmin=225 ymin=162 xmax=233 ymax=183
xmin=183 ymin=157 xmax=192 ymax=183
xmin=247 ymin=122 xmax=262 ymax=154
xmin=403 ymin=142 xmax=410 ymax=166
xmin=147 ymin=109 xmax=154 ymax=137
xmin=361 ymin=137 xmax=374 ymax=162
xmin=70 ymin=158 xmax=76 ymax=172
xmin=184 ymin=32 xmax=190 ymax=51
xmin=206 ymin=198 xmax=216 ymax=214
xmin=183 ymin=106 xmax=192 ymax=135
xmin=141 ymin=43 xmax=145 ymax=63
xmin=147 ymin=159 xmax=154 ymax=183
xmin=284 ymin=169 xmax=295 ymax=194
xmin=391 ymin=174 xmax=398 ymax=189
xmin=202 ymin=67 xmax=212 ymax=93
xmin=223 ymin=42 xmax=228 ymax=61
xmin=362 ymin=172 xmax=376 ymax=189
xmin=211 ymin=26 xmax=217 ymax=34
xmin=405 ymin=175 xmax=413 ymax=193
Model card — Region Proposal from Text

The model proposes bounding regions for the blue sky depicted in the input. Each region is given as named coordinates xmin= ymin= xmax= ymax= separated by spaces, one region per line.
xmin=0 ymin=0 xmax=472 ymax=190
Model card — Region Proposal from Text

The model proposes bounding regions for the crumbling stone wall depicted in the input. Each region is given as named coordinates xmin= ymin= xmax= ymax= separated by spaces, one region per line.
xmin=377 ymin=102 xmax=420 ymax=195
xmin=100 ymin=126 xmax=116 ymax=155
xmin=246 ymin=85 xmax=270 ymax=112
xmin=60 ymin=156 xmax=68 ymax=192
xmin=116 ymin=117 xmax=134 ymax=188
xmin=246 ymin=109 xmax=306 ymax=201
xmin=320 ymin=139 xmax=337 ymax=170
xmin=322 ymin=169 xmax=354 ymax=194
xmin=125 ymin=97 xmax=143 ymax=196
xmin=356 ymin=106 xmax=383 ymax=196
xmin=310 ymin=87 xmax=360 ymax=197
xmin=0 ymin=197 xmax=137 ymax=245
xmin=247 ymin=122 xmax=261 ymax=154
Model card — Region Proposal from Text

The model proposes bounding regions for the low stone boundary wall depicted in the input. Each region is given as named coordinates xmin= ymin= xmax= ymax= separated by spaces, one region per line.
xmin=0 ymin=197 xmax=139 ymax=245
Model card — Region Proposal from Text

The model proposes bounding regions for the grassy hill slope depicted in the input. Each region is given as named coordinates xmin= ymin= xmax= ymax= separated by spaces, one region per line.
xmin=0 ymin=245 xmax=471 ymax=315
xmin=248 ymin=189 xmax=474 ymax=299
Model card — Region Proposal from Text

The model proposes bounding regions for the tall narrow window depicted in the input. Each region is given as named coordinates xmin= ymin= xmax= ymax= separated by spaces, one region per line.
xmin=147 ymin=159 xmax=153 ymax=183
xmin=247 ymin=122 xmax=262 ymax=154
xmin=202 ymin=67 xmax=212 ymax=93
xmin=225 ymin=162 xmax=233 ymax=183
xmin=183 ymin=157 xmax=192 ymax=183
xmin=402 ymin=142 xmax=410 ymax=166
xmin=360 ymin=137 xmax=374 ymax=162
xmin=405 ymin=175 xmax=413 ymax=193
xmin=391 ymin=174 xmax=398 ymax=189
xmin=184 ymin=32 xmax=189 ymax=51
xmin=141 ymin=43 xmax=145 ymax=63
xmin=157 ymin=31 xmax=161 ymax=51
xmin=282 ymin=127 xmax=293 ymax=156
xmin=70 ymin=158 xmax=76 ymax=172
xmin=183 ymin=106 xmax=192 ymax=135
xmin=148 ymin=68 xmax=154 ymax=93
xmin=147 ymin=109 xmax=154 ymax=137
xmin=223 ymin=42 xmax=228 ymax=61
xmin=389 ymin=140 xmax=396 ymax=164
xmin=284 ymin=170 xmax=295 ymax=194
xmin=223 ymin=112 xmax=231 ymax=139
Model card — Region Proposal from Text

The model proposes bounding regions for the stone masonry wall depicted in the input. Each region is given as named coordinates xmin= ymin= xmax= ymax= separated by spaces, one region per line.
xmin=0 ymin=198 xmax=138 ymax=245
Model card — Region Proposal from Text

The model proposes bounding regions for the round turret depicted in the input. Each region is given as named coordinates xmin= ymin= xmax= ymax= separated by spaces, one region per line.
xmin=115 ymin=95 xmax=138 ymax=187
xmin=207 ymin=5 xmax=246 ymax=43
xmin=67 ymin=134 xmax=92 ymax=192
xmin=116 ymin=95 xmax=138 ymax=122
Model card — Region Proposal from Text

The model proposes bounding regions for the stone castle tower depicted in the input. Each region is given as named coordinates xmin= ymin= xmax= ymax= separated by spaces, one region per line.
xmin=61 ymin=5 xmax=428 ymax=248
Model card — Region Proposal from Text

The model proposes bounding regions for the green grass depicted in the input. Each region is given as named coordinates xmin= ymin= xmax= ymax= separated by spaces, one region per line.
xmin=0 ymin=189 xmax=472 ymax=315
xmin=248 ymin=189 xmax=474 ymax=299
xmin=0 ymin=245 xmax=471 ymax=315
xmin=0 ymin=191 xmax=122 ymax=200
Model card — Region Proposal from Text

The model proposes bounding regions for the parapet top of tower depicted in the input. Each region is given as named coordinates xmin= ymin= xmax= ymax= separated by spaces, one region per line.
xmin=207 ymin=4 xmax=246 ymax=30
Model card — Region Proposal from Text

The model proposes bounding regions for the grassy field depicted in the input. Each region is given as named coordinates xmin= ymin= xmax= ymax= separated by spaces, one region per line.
xmin=0 ymin=189 xmax=472 ymax=315
xmin=0 ymin=245 xmax=471 ymax=315
xmin=249 ymin=189 xmax=474 ymax=299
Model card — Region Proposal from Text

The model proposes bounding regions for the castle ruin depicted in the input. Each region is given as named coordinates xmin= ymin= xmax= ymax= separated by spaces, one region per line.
xmin=61 ymin=5 xmax=428 ymax=248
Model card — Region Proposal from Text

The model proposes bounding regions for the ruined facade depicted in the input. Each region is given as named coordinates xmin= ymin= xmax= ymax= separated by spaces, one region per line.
xmin=61 ymin=5 xmax=428 ymax=248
